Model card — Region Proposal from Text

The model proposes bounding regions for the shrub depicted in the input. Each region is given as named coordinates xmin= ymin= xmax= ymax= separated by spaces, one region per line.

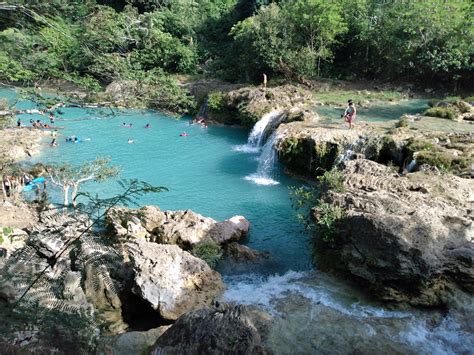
xmin=395 ymin=116 xmax=409 ymax=128
xmin=424 ymin=107 xmax=456 ymax=120
xmin=317 ymin=169 xmax=344 ymax=193
xmin=191 ymin=240 xmax=222 ymax=268
xmin=281 ymin=137 xmax=303 ymax=160
xmin=207 ymin=91 xmax=226 ymax=111
xmin=313 ymin=202 xmax=345 ymax=245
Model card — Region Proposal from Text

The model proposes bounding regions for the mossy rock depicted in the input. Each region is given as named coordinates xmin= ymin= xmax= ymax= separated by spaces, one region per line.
xmin=378 ymin=136 xmax=402 ymax=165
xmin=416 ymin=151 xmax=469 ymax=172
xmin=312 ymin=142 xmax=341 ymax=174
xmin=424 ymin=107 xmax=457 ymax=121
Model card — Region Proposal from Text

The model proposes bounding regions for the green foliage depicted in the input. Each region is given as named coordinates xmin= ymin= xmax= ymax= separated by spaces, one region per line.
xmin=395 ymin=116 xmax=409 ymax=128
xmin=0 ymin=0 xmax=471 ymax=102
xmin=406 ymin=139 xmax=434 ymax=153
xmin=424 ymin=107 xmax=456 ymax=121
xmin=317 ymin=169 xmax=344 ymax=193
xmin=191 ymin=240 xmax=222 ymax=269
xmin=290 ymin=168 xmax=345 ymax=247
xmin=313 ymin=202 xmax=345 ymax=245
xmin=207 ymin=91 xmax=226 ymax=111
xmin=281 ymin=137 xmax=303 ymax=161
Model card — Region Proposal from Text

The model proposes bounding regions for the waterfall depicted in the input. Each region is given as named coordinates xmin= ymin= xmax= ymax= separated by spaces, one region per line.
xmin=244 ymin=133 xmax=280 ymax=185
xmin=335 ymin=137 xmax=367 ymax=166
xmin=233 ymin=111 xmax=283 ymax=153
xmin=196 ymin=98 xmax=209 ymax=119
xmin=406 ymin=159 xmax=417 ymax=172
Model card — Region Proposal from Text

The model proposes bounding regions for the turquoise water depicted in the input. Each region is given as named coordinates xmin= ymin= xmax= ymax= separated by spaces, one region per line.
xmin=3 ymin=88 xmax=473 ymax=352
xmin=315 ymin=99 xmax=429 ymax=122
xmin=1 ymin=88 xmax=312 ymax=274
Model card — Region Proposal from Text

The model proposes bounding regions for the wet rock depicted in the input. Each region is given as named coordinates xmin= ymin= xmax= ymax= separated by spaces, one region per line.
xmin=318 ymin=159 xmax=473 ymax=307
xmin=224 ymin=242 xmax=269 ymax=262
xmin=113 ymin=326 xmax=170 ymax=355
xmin=126 ymin=239 xmax=224 ymax=320
xmin=150 ymin=304 xmax=273 ymax=354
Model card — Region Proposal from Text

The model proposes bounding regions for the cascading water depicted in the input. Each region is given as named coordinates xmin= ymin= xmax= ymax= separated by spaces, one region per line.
xmin=244 ymin=133 xmax=280 ymax=185
xmin=233 ymin=111 xmax=283 ymax=153
xmin=222 ymin=270 xmax=474 ymax=354
xmin=335 ymin=137 xmax=367 ymax=165
xmin=406 ymin=159 xmax=417 ymax=172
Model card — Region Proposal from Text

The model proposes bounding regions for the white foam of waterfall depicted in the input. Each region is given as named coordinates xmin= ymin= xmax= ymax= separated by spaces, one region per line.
xmin=233 ymin=111 xmax=282 ymax=153
xmin=406 ymin=159 xmax=417 ymax=172
xmin=223 ymin=271 xmax=409 ymax=318
xmin=244 ymin=133 xmax=280 ymax=185
xmin=222 ymin=271 xmax=474 ymax=354
xmin=335 ymin=137 xmax=367 ymax=165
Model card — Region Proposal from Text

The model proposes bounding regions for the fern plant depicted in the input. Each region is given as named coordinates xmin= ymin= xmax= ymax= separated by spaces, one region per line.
xmin=0 ymin=179 xmax=167 ymax=352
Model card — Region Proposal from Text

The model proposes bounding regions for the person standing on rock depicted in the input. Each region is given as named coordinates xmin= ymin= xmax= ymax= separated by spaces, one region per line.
xmin=343 ymin=99 xmax=356 ymax=129
xmin=262 ymin=73 xmax=267 ymax=89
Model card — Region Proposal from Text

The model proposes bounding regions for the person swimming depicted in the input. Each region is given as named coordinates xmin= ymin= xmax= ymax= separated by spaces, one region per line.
xmin=179 ymin=132 xmax=189 ymax=137
xmin=145 ymin=123 xmax=151 ymax=128
xmin=50 ymin=138 xmax=58 ymax=147
xmin=127 ymin=138 xmax=134 ymax=144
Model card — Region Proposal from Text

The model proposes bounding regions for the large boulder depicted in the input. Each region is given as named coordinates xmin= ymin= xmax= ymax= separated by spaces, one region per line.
xmin=112 ymin=326 xmax=170 ymax=355
xmin=107 ymin=206 xmax=249 ymax=248
xmin=317 ymin=159 xmax=473 ymax=307
xmin=150 ymin=304 xmax=272 ymax=354
xmin=126 ymin=239 xmax=225 ymax=320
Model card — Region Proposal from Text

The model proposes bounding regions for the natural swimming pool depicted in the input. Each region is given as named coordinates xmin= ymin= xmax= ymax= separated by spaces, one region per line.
xmin=20 ymin=104 xmax=312 ymax=274
xmin=4 ymin=88 xmax=473 ymax=353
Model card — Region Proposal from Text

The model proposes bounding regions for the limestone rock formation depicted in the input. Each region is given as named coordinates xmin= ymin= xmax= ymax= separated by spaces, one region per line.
xmin=275 ymin=122 xmax=378 ymax=176
xmin=107 ymin=206 xmax=249 ymax=248
xmin=317 ymin=159 xmax=473 ymax=306
xmin=206 ymin=85 xmax=317 ymax=128
xmin=126 ymin=239 xmax=225 ymax=320
xmin=150 ymin=304 xmax=273 ymax=354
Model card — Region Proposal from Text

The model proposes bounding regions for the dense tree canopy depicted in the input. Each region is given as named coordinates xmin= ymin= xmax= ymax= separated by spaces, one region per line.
xmin=0 ymin=0 xmax=472 ymax=91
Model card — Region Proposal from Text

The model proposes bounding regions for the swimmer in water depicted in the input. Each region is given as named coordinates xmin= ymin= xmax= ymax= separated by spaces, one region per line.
xmin=145 ymin=123 xmax=151 ymax=128
xmin=179 ymin=132 xmax=189 ymax=137
xmin=127 ymin=138 xmax=134 ymax=144
xmin=50 ymin=138 xmax=58 ymax=147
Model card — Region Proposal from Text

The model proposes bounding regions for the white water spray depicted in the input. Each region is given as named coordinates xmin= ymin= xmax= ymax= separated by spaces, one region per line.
xmin=233 ymin=111 xmax=283 ymax=153
xmin=245 ymin=133 xmax=280 ymax=185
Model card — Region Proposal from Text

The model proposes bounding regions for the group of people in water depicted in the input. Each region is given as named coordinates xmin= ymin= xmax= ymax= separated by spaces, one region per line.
xmin=190 ymin=116 xmax=208 ymax=128
xmin=17 ymin=113 xmax=57 ymax=130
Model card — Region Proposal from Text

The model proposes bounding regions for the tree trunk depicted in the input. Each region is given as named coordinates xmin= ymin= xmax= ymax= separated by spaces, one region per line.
xmin=63 ymin=185 xmax=70 ymax=207
xmin=71 ymin=183 xmax=79 ymax=207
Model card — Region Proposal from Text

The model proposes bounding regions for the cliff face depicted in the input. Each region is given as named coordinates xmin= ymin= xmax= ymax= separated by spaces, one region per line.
xmin=315 ymin=159 xmax=473 ymax=307
xmin=274 ymin=121 xmax=473 ymax=178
